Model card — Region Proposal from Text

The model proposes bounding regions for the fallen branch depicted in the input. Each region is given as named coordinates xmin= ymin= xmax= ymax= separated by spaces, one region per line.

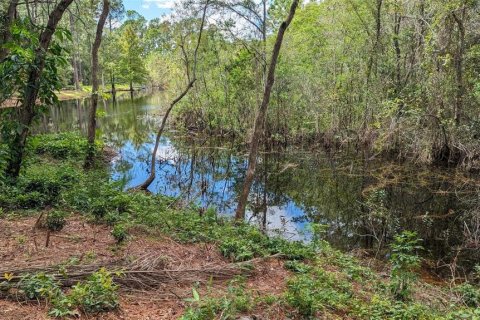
xmin=0 ymin=252 xmax=269 ymax=296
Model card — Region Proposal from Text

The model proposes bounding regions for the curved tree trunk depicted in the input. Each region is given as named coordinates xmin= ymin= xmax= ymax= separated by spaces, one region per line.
xmin=134 ymin=0 xmax=209 ymax=191
xmin=85 ymin=0 xmax=110 ymax=169
xmin=235 ymin=0 xmax=299 ymax=220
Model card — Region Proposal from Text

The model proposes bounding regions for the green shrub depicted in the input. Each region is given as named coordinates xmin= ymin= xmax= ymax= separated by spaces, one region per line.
xmin=111 ymin=224 xmax=128 ymax=243
xmin=354 ymin=295 xmax=432 ymax=320
xmin=46 ymin=210 xmax=67 ymax=231
xmin=104 ymin=211 xmax=121 ymax=225
xmin=49 ymin=295 xmax=77 ymax=318
xmin=17 ymin=269 xmax=121 ymax=317
xmin=220 ymin=238 xmax=258 ymax=261
xmin=286 ymin=268 xmax=352 ymax=317
xmin=389 ymin=231 xmax=422 ymax=301
xmin=454 ymin=282 xmax=480 ymax=308
xmin=266 ymin=237 xmax=315 ymax=260
xmin=69 ymin=268 xmax=119 ymax=313
xmin=446 ymin=307 xmax=480 ymax=319
xmin=29 ymin=132 xmax=92 ymax=159
xmin=181 ymin=278 xmax=252 ymax=320
xmin=110 ymin=193 xmax=132 ymax=213
xmin=91 ymin=200 xmax=109 ymax=220
xmin=13 ymin=191 xmax=44 ymax=208
xmin=4 ymin=164 xmax=80 ymax=209
xmin=19 ymin=273 xmax=60 ymax=301
xmin=284 ymin=260 xmax=312 ymax=273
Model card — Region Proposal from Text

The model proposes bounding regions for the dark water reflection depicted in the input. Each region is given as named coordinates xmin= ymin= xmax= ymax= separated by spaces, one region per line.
xmin=38 ymin=92 xmax=480 ymax=274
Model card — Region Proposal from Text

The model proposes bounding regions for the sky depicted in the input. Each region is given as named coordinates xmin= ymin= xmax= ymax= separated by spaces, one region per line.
xmin=123 ymin=0 xmax=174 ymax=21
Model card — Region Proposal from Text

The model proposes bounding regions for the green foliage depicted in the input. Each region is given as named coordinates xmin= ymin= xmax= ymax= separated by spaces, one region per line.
xmin=119 ymin=24 xmax=148 ymax=87
xmin=446 ymin=307 xmax=480 ymax=320
xmin=286 ymin=267 xmax=353 ymax=318
xmin=19 ymin=273 xmax=60 ymax=301
xmin=0 ymin=163 xmax=79 ymax=209
xmin=111 ymin=224 xmax=128 ymax=243
xmin=0 ymin=19 xmax=68 ymax=106
xmin=284 ymin=260 xmax=312 ymax=273
xmin=29 ymin=132 xmax=96 ymax=159
xmin=46 ymin=210 xmax=67 ymax=232
xmin=454 ymin=282 xmax=480 ymax=308
xmin=69 ymin=268 xmax=119 ymax=313
xmin=91 ymin=200 xmax=109 ymax=220
xmin=389 ymin=231 xmax=423 ymax=301
xmin=0 ymin=20 xmax=70 ymax=178
xmin=17 ymin=269 xmax=119 ymax=317
xmin=49 ymin=295 xmax=78 ymax=318
xmin=181 ymin=278 xmax=253 ymax=320
xmin=354 ymin=295 xmax=432 ymax=320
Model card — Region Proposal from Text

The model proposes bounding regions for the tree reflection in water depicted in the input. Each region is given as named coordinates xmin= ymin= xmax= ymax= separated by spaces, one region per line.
xmin=37 ymin=92 xmax=480 ymax=274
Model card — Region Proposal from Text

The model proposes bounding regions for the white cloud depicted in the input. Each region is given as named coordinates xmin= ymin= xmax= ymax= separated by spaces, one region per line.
xmin=142 ymin=4 xmax=150 ymax=9
xmin=143 ymin=0 xmax=176 ymax=9
xmin=246 ymin=206 xmax=306 ymax=241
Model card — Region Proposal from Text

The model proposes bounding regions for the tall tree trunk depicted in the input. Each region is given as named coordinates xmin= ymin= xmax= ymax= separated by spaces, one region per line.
xmin=393 ymin=9 xmax=402 ymax=94
xmin=452 ymin=8 xmax=466 ymax=126
xmin=235 ymin=0 xmax=299 ymax=220
xmin=78 ymin=60 xmax=83 ymax=85
xmin=366 ymin=0 xmax=383 ymax=82
xmin=392 ymin=3 xmax=404 ymax=124
xmin=85 ymin=0 xmax=110 ymax=169
xmin=134 ymin=0 xmax=209 ymax=191
xmin=111 ymin=73 xmax=116 ymax=100
xmin=69 ymin=12 xmax=80 ymax=90
xmin=5 ymin=0 xmax=75 ymax=179
xmin=364 ymin=0 xmax=382 ymax=130
xmin=0 ymin=0 xmax=19 ymax=62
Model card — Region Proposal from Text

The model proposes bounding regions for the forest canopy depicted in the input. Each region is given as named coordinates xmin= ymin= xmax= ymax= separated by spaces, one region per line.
xmin=1 ymin=0 xmax=480 ymax=171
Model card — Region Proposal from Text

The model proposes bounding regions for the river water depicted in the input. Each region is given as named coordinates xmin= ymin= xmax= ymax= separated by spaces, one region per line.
xmin=37 ymin=91 xmax=480 ymax=274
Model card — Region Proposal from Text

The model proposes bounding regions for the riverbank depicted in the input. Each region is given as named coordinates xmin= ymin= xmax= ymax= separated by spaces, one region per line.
xmin=0 ymin=85 xmax=145 ymax=109
xmin=0 ymin=133 xmax=479 ymax=319
xmin=56 ymin=85 xmax=147 ymax=101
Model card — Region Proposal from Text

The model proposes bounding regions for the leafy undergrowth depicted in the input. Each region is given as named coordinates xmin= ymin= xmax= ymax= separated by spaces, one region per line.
xmin=1 ymin=133 xmax=479 ymax=319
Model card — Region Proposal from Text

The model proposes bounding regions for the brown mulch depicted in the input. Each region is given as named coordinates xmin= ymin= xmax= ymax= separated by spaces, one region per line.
xmin=0 ymin=214 xmax=290 ymax=319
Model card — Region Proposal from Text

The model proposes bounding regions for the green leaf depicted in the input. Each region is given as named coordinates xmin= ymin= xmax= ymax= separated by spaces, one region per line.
xmin=192 ymin=288 xmax=200 ymax=302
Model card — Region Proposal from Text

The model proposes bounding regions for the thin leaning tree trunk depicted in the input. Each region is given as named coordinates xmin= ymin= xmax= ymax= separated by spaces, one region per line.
xmin=85 ymin=0 xmax=110 ymax=169
xmin=235 ymin=0 xmax=299 ymax=220
xmin=134 ymin=0 xmax=209 ymax=191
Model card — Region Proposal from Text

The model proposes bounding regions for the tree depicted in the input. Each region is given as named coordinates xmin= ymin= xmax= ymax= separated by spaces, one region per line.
xmin=119 ymin=24 xmax=147 ymax=92
xmin=135 ymin=0 xmax=210 ymax=191
xmin=3 ymin=0 xmax=75 ymax=179
xmin=235 ymin=0 xmax=299 ymax=220
xmin=85 ymin=0 xmax=110 ymax=169
xmin=68 ymin=11 xmax=81 ymax=90
xmin=0 ymin=0 xmax=19 ymax=62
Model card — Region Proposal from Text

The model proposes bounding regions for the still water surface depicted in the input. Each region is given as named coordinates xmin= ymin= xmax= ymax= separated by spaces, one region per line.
xmin=38 ymin=91 xmax=480 ymax=273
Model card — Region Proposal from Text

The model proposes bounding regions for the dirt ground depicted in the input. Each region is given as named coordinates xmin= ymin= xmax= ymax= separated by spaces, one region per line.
xmin=0 ymin=214 xmax=290 ymax=319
